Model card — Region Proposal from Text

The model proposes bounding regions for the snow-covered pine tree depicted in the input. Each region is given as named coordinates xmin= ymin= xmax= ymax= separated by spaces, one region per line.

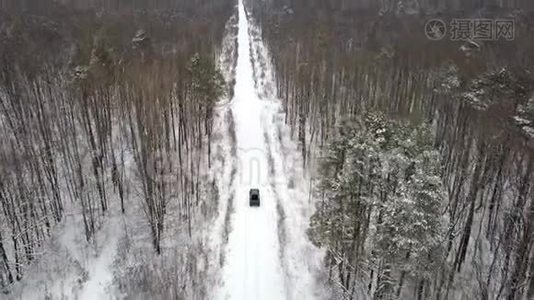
xmin=372 ymin=124 xmax=445 ymax=299
xmin=310 ymin=113 xmax=446 ymax=299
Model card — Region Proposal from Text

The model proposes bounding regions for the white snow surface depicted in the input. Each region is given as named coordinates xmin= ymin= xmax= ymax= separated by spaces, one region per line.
xmin=213 ymin=1 xmax=328 ymax=299
xmin=8 ymin=1 xmax=328 ymax=298
xmin=215 ymin=2 xmax=286 ymax=299
xmin=78 ymin=219 xmax=119 ymax=300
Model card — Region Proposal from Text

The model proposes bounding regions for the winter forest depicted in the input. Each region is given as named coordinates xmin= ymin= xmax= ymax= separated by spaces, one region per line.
xmin=0 ymin=0 xmax=533 ymax=299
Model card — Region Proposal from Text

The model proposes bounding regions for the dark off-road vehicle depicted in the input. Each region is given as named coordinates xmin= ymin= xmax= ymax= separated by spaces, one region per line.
xmin=249 ymin=188 xmax=260 ymax=207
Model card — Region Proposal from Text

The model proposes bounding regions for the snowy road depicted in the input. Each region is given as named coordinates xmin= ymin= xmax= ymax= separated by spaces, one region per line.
xmin=216 ymin=1 xmax=286 ymax=299
xmin=214 ymin=1 xmax=328 ymax=299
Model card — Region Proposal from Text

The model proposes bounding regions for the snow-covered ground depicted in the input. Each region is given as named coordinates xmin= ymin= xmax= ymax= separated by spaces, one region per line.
xmin=212 ymin=1 xmax=328 ymax=299
xmin=214 ymin=2 xmax=286 ymax=299
xmin=78 ymin=219 xmax=119 ymax=300
xmin=5 ymin=2 xmax=328 ymax=298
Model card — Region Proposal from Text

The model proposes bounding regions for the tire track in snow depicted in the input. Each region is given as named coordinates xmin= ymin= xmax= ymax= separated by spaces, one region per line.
xmin=247 ymin=21 xmax=275 ymax=101
xmin=216 ymin=6 xmax=239 ymax=107
xmin=215 ymin=2 xmax=286 ymax=298
xmin=205 ymin=4 xmax=241 ymax=297
xmin=263 ymin=128 xmax=291 ymax=300
xmin=263 ymin=130 xmax=287 ymax=263
xmin=249 ymin=7 xmax=289 ymax=290
xmin=207 ymin=106 xmax=238 ymax=296
xmin=250 ymin=12 xmax=289 ymax=294
xmin=245 ymin=8 xmax=260 ymax=93
xmin=247 ymin=9 xmax=332 ymax=300
xmin=219 ymin=109 xmax=238 ymax=268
